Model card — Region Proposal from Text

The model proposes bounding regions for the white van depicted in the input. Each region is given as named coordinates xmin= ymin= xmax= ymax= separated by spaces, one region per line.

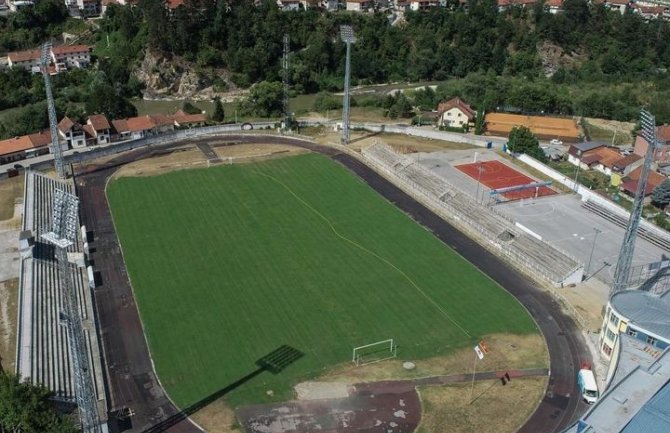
xmin=578 ymin=369 xmax=599 ymax=404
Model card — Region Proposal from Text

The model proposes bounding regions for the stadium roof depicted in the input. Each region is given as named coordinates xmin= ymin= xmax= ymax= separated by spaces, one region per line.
xmin=611 ymin=289 xmax=670 ymax=340
xmin=561 ymin=338 xmax=670 ymax=433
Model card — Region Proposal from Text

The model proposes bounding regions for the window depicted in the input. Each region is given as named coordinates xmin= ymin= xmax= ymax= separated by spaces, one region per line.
xmin=627 ymin=328 xmax=638 ymax=337
xmin=602 ymin=343 xmax=612 ymax=356
xmin=609 ymin=312 xmax=619 ymax=326
xmin=606 ymin=329 xmax=616 ymax=341
xmin=647 ymin=336 xmax=657 ymax=346
xmin=457 ymin=113 xmax=462 ymax=117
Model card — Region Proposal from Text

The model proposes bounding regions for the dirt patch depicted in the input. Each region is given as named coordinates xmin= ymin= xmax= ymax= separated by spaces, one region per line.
xmin=294 ymin=381 xmax=349 ymax=400
xmin=189 ymin=396 xmax=244 ymax=433
xmin=319 ymin=334 xmax=547 ymax=385
xmin=416 ymin=376 xmax=547 ymax=433
xmin=110 ymin=143 xmax=308 ymax=179
xmin=0 ymin=175 xmax=24 ymax=221
xmin=584 ymin=118 xmax=635 ymax=146
xmin=305 ymin=129 xmax=475 ymax=153
xmin=0 ymin=278 xmax=18 ymax=372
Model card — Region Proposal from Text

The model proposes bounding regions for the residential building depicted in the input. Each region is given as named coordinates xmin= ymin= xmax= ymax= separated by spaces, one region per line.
xmin=496 ymin=0 xmax=536 ymax=12
xmin=84 ymin=114 xmax=112 ymax=145
xmin=113 ymin=114 xmax=176 ymax=140
xmin=7 ymin=50 xmax=42 ymax=72
xmin=619 ymin=165 xmax=667 ymax=200
xmin=50 ymin=45 xmax=91 ymax=71
xmin=601 ymin=0 xmax=629 ymax=15
xmin=567 ymin=142 xmax=606 ymax=169
xmin=170 ymin=110 xmax=207 ymax=128
xmin=575 ymin=146 xmax=623 ymax=176
xmin=322 ymin=0 xmax=338 ymax=9
xmin=632 ymin=3 xmax=665 ymax=20
xmin=546 ymin=0 xmax=562 ymax=13
xmin=634 ymin=124 xmax=670 ymax=165
xmin=599 ymin=288 xmax=670 ymax=361
xmin=165 ymin=0 xmax=184 ymax=9
xmin=110 ymin=118 xmax=131 ymax=141
xmin=409 ymin=0 xmax=438 ymax=10
xmin=346 ymin=0 xmax=373 ymax=11
xmin=436 ymin=97 xmax=476 ymax=129
xmin=58 ymin=117 xmax=87 ymax=149
xmin=277 ymin=0 xmax=300 ymax=10
xmin=8 ymin=0 xmax=34 ymax=11
xmin=0 ymin=131 xmax=52 ymax=164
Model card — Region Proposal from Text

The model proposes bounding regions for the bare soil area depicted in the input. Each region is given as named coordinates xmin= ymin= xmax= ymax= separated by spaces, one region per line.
xmin=190 ymin=397 xmax=243 ymax=433
xmin=111 ymin=143 xmax=308 ymax=179
xmin=319 ymin=333 xmax=547 ymax=385
xmin=0 ymin=278 xmax=18 ymax=372
xmin=306 ymin=129 xmax=475 ymax=153
xmin=416 ymin=376 xmax=548 ymax=433
xmin=0 ymin=175 xmax=23 ymax=221
xmin=584 ymin=118 xmax=635 ymax=146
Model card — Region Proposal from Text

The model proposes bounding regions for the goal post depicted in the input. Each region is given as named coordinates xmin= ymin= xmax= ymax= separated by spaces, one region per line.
xmin=352 ymin=339 xmax=397 ymax=366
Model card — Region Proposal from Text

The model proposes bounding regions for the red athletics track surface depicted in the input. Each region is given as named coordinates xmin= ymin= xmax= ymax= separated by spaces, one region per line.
xmin=456 ymin=160 xmax=557 ymax=200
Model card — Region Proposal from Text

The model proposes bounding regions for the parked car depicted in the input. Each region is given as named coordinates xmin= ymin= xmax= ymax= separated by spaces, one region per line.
xmin=550 ymin=139 xmax=563 ymax=146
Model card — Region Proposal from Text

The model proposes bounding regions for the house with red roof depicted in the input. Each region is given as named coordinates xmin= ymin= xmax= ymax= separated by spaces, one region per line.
xmin=620 ymin=165 xmax=668 ymax=201
xmin=169 ymin=110 xmax=207 ymax=128
xmin=0 ymin=131 xmax=52 ymax=164
xmin=634 ymin=124 xmax=670 ymax=166
xmin=112 ymin=114 xmax=175 ymax=141
xmin=436 ymin=97 xmax=476 ymax=129
xmin=84 ymin=114 xmax=113 ymax=145
xmin=58 ymin=117 xmax=89 ymax=149
xmin=50 ymin=45 xmax=91 ymax=71
xmin=7 ymin=50 xmax=42 ymax=72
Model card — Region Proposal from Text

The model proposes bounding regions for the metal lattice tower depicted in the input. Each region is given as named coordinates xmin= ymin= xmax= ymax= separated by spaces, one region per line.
xmin=282 ymin=34 xmax=291 ymax=130
xmin=340 ymin=25 xmax=356 ymax=145
xmin=611 ymin=109 xmax=658 ymax=294
xmin=41 ymin=43 xmax=66 ymax=179
xmin=42 ymin=189 xmax=101 ymax=433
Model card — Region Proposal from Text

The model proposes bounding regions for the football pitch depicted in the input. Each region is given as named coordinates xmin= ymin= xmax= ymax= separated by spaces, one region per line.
xmin=107 ymin=153 xmax=538 ymax=408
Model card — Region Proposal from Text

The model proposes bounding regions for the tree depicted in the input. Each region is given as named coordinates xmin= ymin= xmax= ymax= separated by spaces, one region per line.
xmin=211 ymin=97 xmax=224 ymax=122
xmin=245 ymin=81 xmax=283 ymax=118
xmin=508 ymin=126 xmax=546 ymax=161
xmin=651 ymin=179 xmax=670 ymax=209
xmin=85 ymin=77 xmax=137 ymax=120
xmin=0 ymin=373 xmax=78 ymax=433
xmin=182 ymin=101 xmax=202 ymax=115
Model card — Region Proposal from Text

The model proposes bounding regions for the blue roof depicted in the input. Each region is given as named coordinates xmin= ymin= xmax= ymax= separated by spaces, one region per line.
xmin=622 ymin=380 xmax=670 ymax=433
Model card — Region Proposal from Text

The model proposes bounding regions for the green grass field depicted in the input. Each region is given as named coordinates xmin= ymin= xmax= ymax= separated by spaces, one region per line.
xmin=107 ymin=153 xmax=538 ymax=409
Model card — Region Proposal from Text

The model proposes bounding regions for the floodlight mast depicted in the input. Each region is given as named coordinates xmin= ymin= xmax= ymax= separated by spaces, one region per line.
xmin=41 ymin=189 xmax=101 ymax=433
xmin=282 ymin=34 xmax=291 ymax=130
xmin=340 ymin=25 xmax=356 ymax=145
xmin=41 ymin=42 xmax=66 ymax=179
xmin=611 ymin=109 xmax=658 ymax=294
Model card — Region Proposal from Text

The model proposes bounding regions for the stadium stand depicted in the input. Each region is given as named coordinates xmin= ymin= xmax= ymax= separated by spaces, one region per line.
xmin=581 ymin=199 xmax=670 ymax=251
xmin=362 ymin=143 xmax=583 ymax=286
xmin=16 ymin=172 xmax=106 ymax=412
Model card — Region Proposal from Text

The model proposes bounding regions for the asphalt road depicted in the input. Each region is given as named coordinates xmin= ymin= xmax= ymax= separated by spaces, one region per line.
xmin=75 ymin=134 xmax=589 ymax=433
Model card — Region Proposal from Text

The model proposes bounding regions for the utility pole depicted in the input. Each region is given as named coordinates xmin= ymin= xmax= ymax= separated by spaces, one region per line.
xmin=42 ymin=189 xmax=101 ymax=433
xmin=611 ymin=109 xmax=658 ymax=294
xmin=41 ymin=42 xmax=66 ymax=179
xmin=282 ymin=34 xmax=290 ymax=131
xmin=340 ymin=25 xmax=356 ymax=145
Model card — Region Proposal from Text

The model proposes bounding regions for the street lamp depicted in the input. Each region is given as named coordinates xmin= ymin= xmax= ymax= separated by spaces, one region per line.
xmin=586 ymin=227 xmax=602 ymax=278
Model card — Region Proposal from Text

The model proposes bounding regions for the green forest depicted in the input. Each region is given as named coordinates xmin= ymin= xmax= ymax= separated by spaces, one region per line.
xmin=2 ymin=0 xmax=670 ymax=138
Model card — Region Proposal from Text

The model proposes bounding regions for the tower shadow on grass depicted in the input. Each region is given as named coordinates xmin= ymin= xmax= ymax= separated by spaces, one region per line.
xmin=139 ymin=345 xmax=304 ymax=433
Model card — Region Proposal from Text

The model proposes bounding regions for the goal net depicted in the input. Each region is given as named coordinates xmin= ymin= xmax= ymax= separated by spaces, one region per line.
xmin=352 ymin=339 xmax=397 ymax=366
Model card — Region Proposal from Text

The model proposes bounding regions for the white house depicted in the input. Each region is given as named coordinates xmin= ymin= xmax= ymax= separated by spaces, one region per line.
xmin=7 ymin=50 xmax=41 ymax=71
xmin=346 ymin=0 xmax=373 ymax=11
xmin=409 ymin=0 xmax=438 ymax=10
xmin=50 ymin=45 xmax=91 ymax=71
xmin=84 ymin=114 xmax=112 ymax=145
xmin=436 ymin=97 xmax=476 ymax=129
xmin=277 ymin=0 xmax=300 ymax=10
xmin=58 ymin=117 xmax=87 ymax=149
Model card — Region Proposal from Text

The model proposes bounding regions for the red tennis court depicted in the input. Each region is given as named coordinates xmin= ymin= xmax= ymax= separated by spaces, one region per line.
xmin=456 ymin=160 xmax=556 ymax=200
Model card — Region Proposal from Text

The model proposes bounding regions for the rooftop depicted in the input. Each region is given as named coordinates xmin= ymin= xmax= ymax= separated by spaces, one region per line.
xmin=51 ymin=45 xmax=90 ymax=55
xmin=611 ymin=289 xmax=670 ymax=340
xmin=436 ymin=97 xmax=476 ymax=120
xmin=562 ymin=342 xmax=670 ymax=433
xmin=8 ymin=49 xmax=41 ymax=63
xmin=87 ymin=114 xmax=111 ymax=131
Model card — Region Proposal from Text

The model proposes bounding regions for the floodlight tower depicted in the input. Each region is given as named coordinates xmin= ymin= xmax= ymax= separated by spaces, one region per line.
xmin=611 ymin=109 xmax=658 ymax=294
xmin=340 ymin=25 xmax=356 ymax=145
xmin=41 ymin=42 xmax=66 ymax=179
xmin=282 ymin=34 xmax=291 ymax=130
xmin=42 ymin=189 xmax=101 ymax=433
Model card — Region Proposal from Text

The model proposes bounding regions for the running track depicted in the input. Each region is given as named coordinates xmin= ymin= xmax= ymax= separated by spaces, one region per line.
xmin=75 ymin=136 xmax=588 ymax=433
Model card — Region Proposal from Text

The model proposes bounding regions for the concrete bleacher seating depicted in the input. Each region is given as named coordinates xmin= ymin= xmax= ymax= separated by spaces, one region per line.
xmin=363 ymin=143 xmax=583 ymax=286
xmin=16 ymin=172 xmax=105 ymax=405
xmin=582 ymin=199 xmax=670 ymax=251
